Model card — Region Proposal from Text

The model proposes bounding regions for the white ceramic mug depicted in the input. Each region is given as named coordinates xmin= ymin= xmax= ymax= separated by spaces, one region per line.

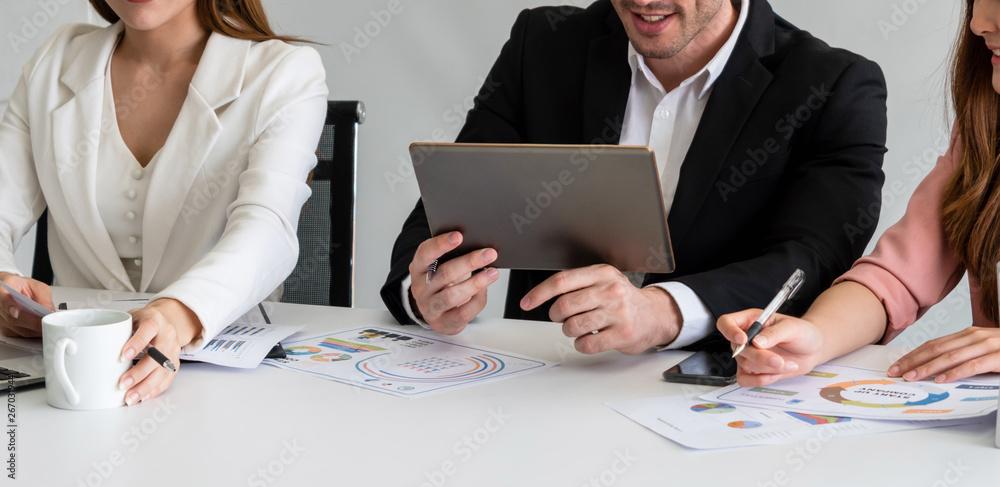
xmin=42 ymin=309 xmax=133 ymax=410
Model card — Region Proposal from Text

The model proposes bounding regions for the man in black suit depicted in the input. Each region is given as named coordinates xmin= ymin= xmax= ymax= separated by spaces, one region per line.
xmin=381 ymin=0 xmax=887 ymax=357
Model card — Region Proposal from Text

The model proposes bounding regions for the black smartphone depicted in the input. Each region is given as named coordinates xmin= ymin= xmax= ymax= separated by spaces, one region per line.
xmin=662 ymin=351 xmax=738 ymax=386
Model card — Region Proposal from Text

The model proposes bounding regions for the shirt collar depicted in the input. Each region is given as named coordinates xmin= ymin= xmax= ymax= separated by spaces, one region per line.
xmin=627 ymin=0 xmax=749 ymax=100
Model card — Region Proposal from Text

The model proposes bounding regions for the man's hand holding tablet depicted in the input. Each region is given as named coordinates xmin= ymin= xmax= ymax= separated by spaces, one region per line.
xmin=408 ymin=232 xmax=499 ymax=335
xmin=520 ymin=265 xmax=683 ymax=354
xmin=407 ymin=233 xmax=684 ymax=353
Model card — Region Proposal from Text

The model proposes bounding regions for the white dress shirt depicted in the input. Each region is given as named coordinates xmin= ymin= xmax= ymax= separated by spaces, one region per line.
xmin=622 ymin=0 xmax=749 ymax=348
xmin=402 ymin=0 xmax=749 ymax=347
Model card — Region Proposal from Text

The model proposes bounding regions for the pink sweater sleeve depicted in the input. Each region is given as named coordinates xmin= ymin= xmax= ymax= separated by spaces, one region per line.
xmin=835 ymin=128 xmax=965 ymax=343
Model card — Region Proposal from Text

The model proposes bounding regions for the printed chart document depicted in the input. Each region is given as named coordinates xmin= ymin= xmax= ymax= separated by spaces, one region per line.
xmin=183 ymin=323 xmax=302 ymax=368
xmin=607 ymin=393 xmax=991 ymax=450
xmin=57 ymin=300 xmax=297 ymax=368
xmin=264 ymin=327 xmax=555 ymax=397
xmin=700 ymin=365 xmax=999 ymax=421
xmin=1 ymin=281 xmax=54 ymax=318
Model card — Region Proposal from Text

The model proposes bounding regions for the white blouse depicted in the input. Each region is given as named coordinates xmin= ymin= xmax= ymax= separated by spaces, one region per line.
xmin=95 ymin=52 xmax=158 ymax=289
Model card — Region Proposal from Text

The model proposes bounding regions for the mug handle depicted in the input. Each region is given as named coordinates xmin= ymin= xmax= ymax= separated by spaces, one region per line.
xmin=54 ymin=337 xmax=80 ymax=406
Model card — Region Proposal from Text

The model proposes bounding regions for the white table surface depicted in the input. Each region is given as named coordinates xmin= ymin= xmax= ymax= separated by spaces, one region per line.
xmin=8 ymin=287 xmax=1000 ymax=486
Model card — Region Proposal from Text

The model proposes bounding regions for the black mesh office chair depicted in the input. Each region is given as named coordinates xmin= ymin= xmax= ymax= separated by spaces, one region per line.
xmin=31 ymin=101 xmax=364 ymax=309
xmin=281 ymin=100 xmax=364 ymax=307
xmin=31 ymin=210 xmax=53 ymax=285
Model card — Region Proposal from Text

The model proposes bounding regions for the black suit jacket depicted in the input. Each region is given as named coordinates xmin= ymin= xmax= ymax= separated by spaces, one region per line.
xmin=381 ymin=0 xmax=887 ymax=349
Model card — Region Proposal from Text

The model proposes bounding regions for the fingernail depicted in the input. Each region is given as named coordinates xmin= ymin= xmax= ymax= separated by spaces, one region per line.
xmin=521 ymin=297 xmax=531 ymax=309
xmin=448 ymin=232 xmax=460 ymax=244
xmin=481 ymin=248 xmax=497 ymax=262
xmin=484 ymin=267 xmax=499 ymax=281
xmin=903 ymin=371 xmax=916 ymax=381
xmin=121 ymin=348 xmax=135 ymax=362
xmin=140 ymin=394 xmax=150 ymax=403
xmin=8 ymin=307 xmax=17 ymax=320
xmin=769 ymin=356 xmax=782 ymax=368
xmin=888 ymin=365 xmax=899 ymax=376
xmin=753 ymin=335 xmax=767 ymax=347
xmin=935 ymin=374 xmax=946 ymax=383
xmin=119 ymin=377 xmax=134 ymax=391
xmin=785 ymin=362 xmax=799 ymax=373
xmin=126 ymin=392 xmax=139 ymax=406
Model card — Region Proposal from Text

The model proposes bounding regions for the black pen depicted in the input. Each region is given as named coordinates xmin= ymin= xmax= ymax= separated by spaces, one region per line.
xmin=146 ymin=346 xmax=177 ymax=372
xmin=731 ymin=269 xmax=806 ymax=358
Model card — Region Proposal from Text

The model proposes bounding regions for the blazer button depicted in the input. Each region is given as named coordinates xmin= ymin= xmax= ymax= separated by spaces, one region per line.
xmin=124 ymin=211 xmax=136 ymax=221
xmin=132 ymin=168 xmax=144 ymax=180
xmin=134 ymin=259 xmax=143 ymax=268
xmin=128 ymin=236 xmax=138 ymax=245
xmin=126 ymin=189 xmax=137 ymax=200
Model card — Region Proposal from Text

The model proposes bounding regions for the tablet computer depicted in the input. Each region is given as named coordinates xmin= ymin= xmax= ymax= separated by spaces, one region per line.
xmin=411 ymin=143 xmax=675 ymax=273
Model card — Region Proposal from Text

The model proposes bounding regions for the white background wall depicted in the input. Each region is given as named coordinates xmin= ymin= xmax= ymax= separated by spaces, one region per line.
xmin=0 ymin=0 xmax=969 ymax=345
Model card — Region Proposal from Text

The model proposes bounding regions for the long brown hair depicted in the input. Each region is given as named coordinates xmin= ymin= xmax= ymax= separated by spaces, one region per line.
xmin=943 ymin=0 xmax=1000 ymax=324
xmin=88 ymin=0 xmax=305 ymax=43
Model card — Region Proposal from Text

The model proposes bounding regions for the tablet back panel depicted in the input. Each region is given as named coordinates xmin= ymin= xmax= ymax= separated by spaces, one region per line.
xmin=411 ymin=143 xmax=674 ymax=273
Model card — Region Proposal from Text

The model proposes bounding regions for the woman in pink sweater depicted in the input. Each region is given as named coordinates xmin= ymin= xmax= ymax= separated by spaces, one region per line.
xmin=719 ymin=0 xmax=1000 ymax=387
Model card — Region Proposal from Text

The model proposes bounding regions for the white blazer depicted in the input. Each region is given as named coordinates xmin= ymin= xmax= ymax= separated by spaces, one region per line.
xmin=0 ymin=23 xmax=328 ymax=349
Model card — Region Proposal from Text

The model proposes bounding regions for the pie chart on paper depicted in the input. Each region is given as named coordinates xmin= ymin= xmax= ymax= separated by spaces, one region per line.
xmin=819 ymin=379 xmax=950 ymax=409
xmin=310 ymin=353 xmax=352 ymax=362
xmin=285 ymin=346 xmax=322 ymax=356
xmin=690 ymin=403 xmax=736 ymax=414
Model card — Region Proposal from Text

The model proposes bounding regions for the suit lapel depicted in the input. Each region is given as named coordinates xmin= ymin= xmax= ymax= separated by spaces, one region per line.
xmin=52 ymin=23 xmax=132 ymax=290
xmin=666 ymin=0 xmax=776 ymax=247
xmin=139 ymin=33 xmax=248 ymax=291
xmin=582 ymin=13 xmax=631 ymax=145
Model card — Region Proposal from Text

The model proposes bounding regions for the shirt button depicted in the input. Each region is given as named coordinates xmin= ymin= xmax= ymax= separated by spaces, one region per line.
xmin=124 ymin=211 xmax=136 ymax=221
xmin=134 ymin=259 xmax=143 ymax=268
xmin=125 ymin=189 xmax=137 ymax=200
xmin=132 ymin=168 xmax=144 ymax=180
xmin=128 ymin=236 xmax=138 ymax=245
xmin=657 ymin=109 xmax=670 ymax=120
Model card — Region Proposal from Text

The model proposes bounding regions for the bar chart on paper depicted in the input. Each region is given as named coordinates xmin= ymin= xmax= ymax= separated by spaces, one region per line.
xmin=179 ymin=323 xmax=303 ymax=368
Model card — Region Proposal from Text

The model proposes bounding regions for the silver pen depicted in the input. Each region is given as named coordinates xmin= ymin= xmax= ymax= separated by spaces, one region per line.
xmin=731 ymin=269 xmax=806 ymax=358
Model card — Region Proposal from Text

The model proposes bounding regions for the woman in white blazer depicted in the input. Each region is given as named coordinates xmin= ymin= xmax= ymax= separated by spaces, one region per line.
xmin=0 ymin=0 xmax=327 ymax=405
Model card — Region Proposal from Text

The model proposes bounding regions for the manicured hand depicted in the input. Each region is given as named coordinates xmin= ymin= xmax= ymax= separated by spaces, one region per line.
xmin=118 ymin=298 xmax=201 ymax=406
xmin=888 ymin=326 xmax=1000 ymax=383
xmin=408 ymin=232 xmax=500 ymax=335
xmin=717 ymin=309 xmax=823 ymax=387
xmin=520 ymin=264 xmax=680 ymax=355
xmin=0 ymin=272 xmax=54 ymax=337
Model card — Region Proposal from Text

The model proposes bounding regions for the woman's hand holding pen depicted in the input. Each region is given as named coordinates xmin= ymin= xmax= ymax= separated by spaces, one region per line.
xmin=717 ymin=310 xmax=824 ymax=387
xmin=0 ymin=272 xmax=54 ymax=337
xmin=118 ymin=298 xmax=201 ymax=406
